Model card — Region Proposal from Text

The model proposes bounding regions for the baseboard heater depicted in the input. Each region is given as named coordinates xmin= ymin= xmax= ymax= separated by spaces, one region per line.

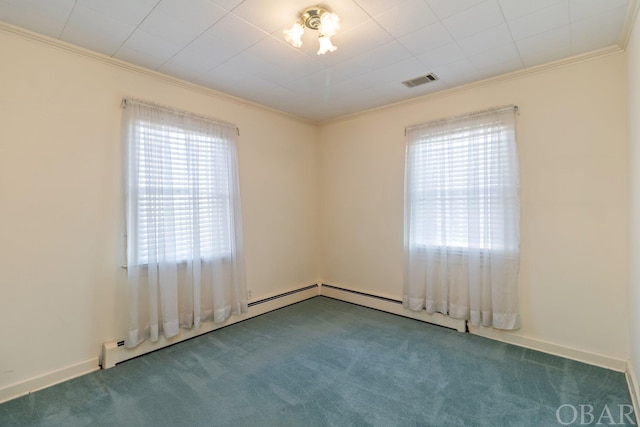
xmin=101 ymin=284 xmax=319 ymax=369
xmin=319 ymin=283 xmax=467 ymax=333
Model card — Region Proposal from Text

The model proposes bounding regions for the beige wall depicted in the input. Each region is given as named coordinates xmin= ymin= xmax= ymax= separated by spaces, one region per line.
xmin=319 ymin=53 xmax=630 ymax=361
xmin=0 ymin=30 xmax=319 ymax=391
xmin=628 ymin=9 xmax=640 ymax=382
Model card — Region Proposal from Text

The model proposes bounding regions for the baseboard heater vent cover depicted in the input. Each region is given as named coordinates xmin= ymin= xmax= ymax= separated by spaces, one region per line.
xmin=101 ymin=284 xmax=319 ymax=369
xmin=319 ymin=283 xmax=466 ymax=332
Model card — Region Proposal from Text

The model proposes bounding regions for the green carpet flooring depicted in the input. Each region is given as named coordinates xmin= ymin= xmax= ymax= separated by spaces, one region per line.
xmin=0 ymin=296 xmax=634 ymax=426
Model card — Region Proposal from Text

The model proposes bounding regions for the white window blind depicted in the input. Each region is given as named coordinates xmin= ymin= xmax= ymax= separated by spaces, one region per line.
xmin=408 ymin=118 xmax=518 ymax=252
xmin=135 ymin=120 xmax=233 ymax=264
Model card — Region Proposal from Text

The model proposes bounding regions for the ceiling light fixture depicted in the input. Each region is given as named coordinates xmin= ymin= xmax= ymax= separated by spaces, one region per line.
xmin=283 ymin=6 xmax=340 ymax=55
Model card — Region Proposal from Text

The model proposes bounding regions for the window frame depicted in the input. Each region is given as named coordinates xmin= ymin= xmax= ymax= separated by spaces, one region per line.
xmin=405 ymin=108 xmax=519 ymax=258
xmin=123 ymin=101 xmax=240 ymax=269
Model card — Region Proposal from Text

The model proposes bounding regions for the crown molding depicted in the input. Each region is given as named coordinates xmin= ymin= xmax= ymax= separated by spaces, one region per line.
xmin=0 ymin=18 xmax=629 ymax=127
xmin=0 ymin=21 xmax=319 ymax=126
xmin=620 ymin=0 xmax=640 ymax=49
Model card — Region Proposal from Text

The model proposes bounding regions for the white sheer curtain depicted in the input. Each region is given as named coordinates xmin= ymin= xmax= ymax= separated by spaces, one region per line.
xmin=403 ymin=106 xmax=520 ymax=330
xmin=123 ymin=99 xmax=247 ymax=348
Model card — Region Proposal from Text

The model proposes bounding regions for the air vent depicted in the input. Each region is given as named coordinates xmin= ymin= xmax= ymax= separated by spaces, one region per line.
xmin=402 ymin=73 xmax=439 ymax=88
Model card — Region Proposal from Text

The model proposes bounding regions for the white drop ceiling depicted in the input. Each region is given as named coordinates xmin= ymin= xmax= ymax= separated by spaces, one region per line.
xmin=0 ymin=0 xmax=634 ymax=121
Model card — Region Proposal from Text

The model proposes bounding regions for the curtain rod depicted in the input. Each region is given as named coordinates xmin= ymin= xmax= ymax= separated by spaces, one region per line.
xmin=122 ymin=98 xmax=240 ymax=136
xmin=405 ymin=105 xmax=518 ymax=136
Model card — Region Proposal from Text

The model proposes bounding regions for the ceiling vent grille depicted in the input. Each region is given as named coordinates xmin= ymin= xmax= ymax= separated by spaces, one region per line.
xmin=402 ymin=73 xmax=439 ymax=88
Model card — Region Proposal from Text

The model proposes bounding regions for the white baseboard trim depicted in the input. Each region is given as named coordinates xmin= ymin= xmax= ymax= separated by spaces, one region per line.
xmin=2 ymin=283 xmax=630 ymax=406
xmin=319 ymin=283 xmax=627 ymax=372
xmin=627 ymin=361 xmax=640 ymax=424
xmin=101 ymin=284 xmax=320 ymax=369
xmin=319 ymin=283 xmax=467 ymax=332
xmin=0 ymin=358 xmax=100 ymax=404
xmin=467 ymin=325 xmax=627 ymax=372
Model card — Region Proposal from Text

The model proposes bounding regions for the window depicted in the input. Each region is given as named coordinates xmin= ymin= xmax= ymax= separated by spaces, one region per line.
xmin=407 ymin=114 xmax=518 ymax=253
xmin=403 ymin=106 xmax=520 ymax=330
xmin=133 ymin=120 xmax=233 ymax=265
xmin=123 ymin=98 xmax=247 ymax=347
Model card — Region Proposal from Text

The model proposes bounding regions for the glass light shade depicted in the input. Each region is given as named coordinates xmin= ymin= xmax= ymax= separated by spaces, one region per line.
xmin=319 ymin=12 xmax=340 ymax=37
xmin=283 ymin=23 xmax=304 ymax=48
xmin=317 ymin=35 xmax=337 ymax=55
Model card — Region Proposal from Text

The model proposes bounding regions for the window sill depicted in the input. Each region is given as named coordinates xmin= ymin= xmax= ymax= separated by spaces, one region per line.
xmin=409 ymin=246 xmax=518 ymax=261
xmin=122 ymin=255 xmax=232 ymax=269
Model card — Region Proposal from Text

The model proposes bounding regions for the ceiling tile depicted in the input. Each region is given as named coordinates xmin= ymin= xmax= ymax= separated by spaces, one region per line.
xmin=156 ymin=32 xmax=240 ymax=79
xmin=160 ymin=14 xmax=268 ymax=76
xmin=196 ymin=61 xmax=247 ymax=89
xmin=280 ymin=69 xmax=349 ymax=96
xmin=330 ymin=40 xmax=413 ymax=79
xmin=245 ymin=36 xmax=323 ymax=77
xmin=507 ymin=1 xmax=569 ymax=41
xmin=442 ymin=0 xmax=505 ymax=40
xmin=76 ymin=0 xmax=158 ymax=27
xmin=246 ymin=32 xmax=305 ymax=63
xmin=329 ymin=87 xmax=384 ymax=113
xmin=60 ymin=27 xmax=124 ymax=57
xmin=198 ymin=61 xmax=296 ymax=110
xmin=115 ymin=29 xmax=183 ymax=68
xmin=397 ymin=22 xmax=454 ymax=56
xmin=241 ymin=85 xmax=297 ymax=109
xmin=371 ymin=83 xmax=417 ymax=105
xmin=498 ymin=0 xmax=566 ymax=21
xmin=250 ymin=79 xmax=355 ymax=118
xmin=373 ymin=0 xmax=439 ymax=39
xmin=356 ymin=58 xmax=429 ymax=88
xmin=468 ymin=41 xmax=523 ymax=70
xmin=430 ymin=59 xmax=482 ymax=85
xmin=323 ymin=0 xmax=375 ymax=32
xmin=475 ymin=57 xmax=523 ymax=78
xmin=264 ymin=87 xmax=316 ymax=115
xmin=207 ymin=0 xmax=244 ymax=12
xmin=115 ymin=45 xmax=169 ymax=70
xmin=569 ymin=0 xmax=629 ymax=22
xmin=457 ymin=23 xmax=513 ymax=56
xmin=137 ymin=8 xmax=206 ymax=46
xmin=217 ymin=43 xmax=321 ymax=88
xmin=312 ymin=19 xmax=394 ymax=67
xmin=156 ymin=60 xmax=205 ymax=82
xmin=203 ymin=13 xmax=268 ymax=52
xmin=0 ymin=0 xmax=75 ymax=38
xmin=60 ymin=4 xmax=135 ymax=56
xmin=156 ymin=0 xmax=227 ymax=30
xmin=213 ymin=51 xmax=279 ymax=82
xmin=316 ymin=77 xmax=373 ymax=101
xmin=417 ymin=43 xmax=467 ymax=68
xmin=352 ymin=0 xmax=410 ymax=16
xmin=570 ymin=5 xmax=628 ymax=55
xmin=425 ymin=0 xmax=488 ymax=19
xmin=516 ymin=26 xmax=571 ymax=67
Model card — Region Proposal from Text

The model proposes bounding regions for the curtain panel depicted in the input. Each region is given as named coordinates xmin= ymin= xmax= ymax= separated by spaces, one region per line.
xmin=403 ymin=106 xmax=520 ymax=330
xmin=122 ymin=99 xmax=247 ymax=347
